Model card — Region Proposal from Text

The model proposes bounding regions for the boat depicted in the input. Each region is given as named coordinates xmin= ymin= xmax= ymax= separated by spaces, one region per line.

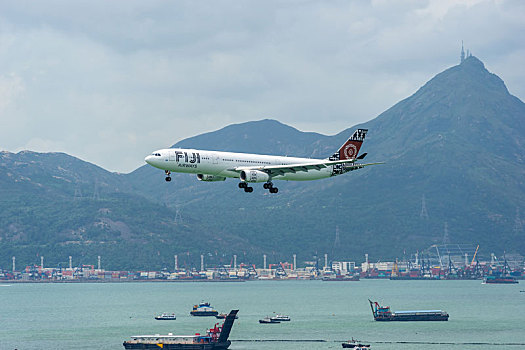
xmin=368 ymin=300 xmax=449 ymax=321
xmin=215 ymin=313 xmax=238 ymax=320
xmin=483 ymin=253 xmax=519 ymax=284
xmin=155 ymin=313 xmax=176 ymax=320
xmin=259 ymin=316 xmax=280 ymax=324
xmin=270 ymin=314 xmax=290 ymax=322
xmin=322 ymin=275 xmax=360 ymax=281
xmin=123 ymin=309 xmax=238 ymax=349
xmin=484 ymin=276 xmax=519 ymax=284
xmin=342 ymin=338 xmax=371 ymax=349
xmin=483 ymin=276 xmax=519 ymax=284
xmin=190 ymin=302 xmax=219 ymax=317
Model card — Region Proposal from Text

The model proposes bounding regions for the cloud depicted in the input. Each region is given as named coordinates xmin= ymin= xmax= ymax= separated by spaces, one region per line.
xmin=0 ymin=0 xmax=524 ymax=172
xmin=0 ymin=73 xmax=24 ymax=113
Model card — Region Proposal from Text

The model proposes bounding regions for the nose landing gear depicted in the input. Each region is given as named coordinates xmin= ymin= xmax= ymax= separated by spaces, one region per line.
xmin=165 ymin=170 xmax=171 ymax=182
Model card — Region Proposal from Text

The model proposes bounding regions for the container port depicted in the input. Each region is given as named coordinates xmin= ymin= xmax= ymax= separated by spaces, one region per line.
xmin=1 ymin=245 xmax=523 ymax=282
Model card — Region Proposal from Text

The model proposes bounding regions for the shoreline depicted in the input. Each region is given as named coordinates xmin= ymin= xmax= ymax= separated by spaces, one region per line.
xmin=0 ymin=278 xmax=247 ymax=284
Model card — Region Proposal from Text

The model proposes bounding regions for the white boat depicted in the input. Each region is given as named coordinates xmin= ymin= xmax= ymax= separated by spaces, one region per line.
xmin=155 ymin=313 xmax=176 ymax=320
xmin=270 ymin=314 xmax=290 ymax=321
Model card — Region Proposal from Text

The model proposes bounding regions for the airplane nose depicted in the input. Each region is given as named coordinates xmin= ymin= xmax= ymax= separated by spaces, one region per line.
xmin=145 ymin=155 xmax=153 ymax=164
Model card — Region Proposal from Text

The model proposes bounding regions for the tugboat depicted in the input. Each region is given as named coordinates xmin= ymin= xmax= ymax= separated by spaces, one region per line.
xmin=270 ymin=314 xmax=291 ymax=322
xmin=369 ymin=300 xmax=449 ymax=321
xmin=191 ymin=302 xmax=219 ymax=317
xmin=342 ymin=338 xmax=371 ymax=349
xmin=259 ymin=316 xmax=280 ymax=324
xmin=155 ymin=313 xmax=177 ymax=320
xmin=123 ymin=310 xmax=238 ymax=349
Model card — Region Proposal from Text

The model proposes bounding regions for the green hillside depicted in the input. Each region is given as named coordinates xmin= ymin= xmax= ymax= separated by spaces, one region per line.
xmin=1 ymin=56 xmax=524 ymax=270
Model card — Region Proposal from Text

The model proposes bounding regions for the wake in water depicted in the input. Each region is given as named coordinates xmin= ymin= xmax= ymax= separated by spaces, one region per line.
xmin=235 ymin=340 xmax=525 ymax=346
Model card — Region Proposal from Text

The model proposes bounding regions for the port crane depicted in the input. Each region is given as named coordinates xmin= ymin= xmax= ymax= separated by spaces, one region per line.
xmin=239 ymin=263 xmax=258 ymax=278
xmin=470 ymin=245 xmax=479 ymax=266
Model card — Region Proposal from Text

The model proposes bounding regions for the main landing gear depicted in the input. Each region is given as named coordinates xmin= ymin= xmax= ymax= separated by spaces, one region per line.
xmin=165 ymin=170 xmax=171 ymax=182
xmin=238 ymin=182 xmax=253 ymax=193
xmin=263 ymin=182 xmax=278 ymax=193
xmin=238 ymin=182 xmax=279 ymax=193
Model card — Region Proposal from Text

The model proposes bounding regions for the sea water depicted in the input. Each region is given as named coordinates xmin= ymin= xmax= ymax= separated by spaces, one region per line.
xmin=0 ymin=280 xmax=524 ymax=349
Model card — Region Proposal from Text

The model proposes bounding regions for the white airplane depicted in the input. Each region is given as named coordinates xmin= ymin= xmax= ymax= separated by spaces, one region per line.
xmin=145 ymin=128 xmax=381 ymax=193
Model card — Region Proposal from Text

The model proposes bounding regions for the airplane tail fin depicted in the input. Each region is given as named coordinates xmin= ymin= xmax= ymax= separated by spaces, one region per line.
xmin=217 ymin=310 xmax=239 ymax=343
xmin=330 ymin=129 xmax=368 ymax=161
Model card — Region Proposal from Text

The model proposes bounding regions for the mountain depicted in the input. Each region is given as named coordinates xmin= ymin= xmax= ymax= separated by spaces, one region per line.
xmin=357 ymin=56 xmax=525 ymax=253
xmin=175 ymin=119 xmax=339 ymax=157
xmin=0 ymin=151 xmax=259 ymax=270
xmin=128 ymin=56 xmax=525 ymax=261
xmin=1 ymin=56 xmax=524 ymax=270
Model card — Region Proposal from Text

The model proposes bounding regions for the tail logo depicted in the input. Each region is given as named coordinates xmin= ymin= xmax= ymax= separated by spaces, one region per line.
xmin=343 ymin=144 xmax=358 ymax=159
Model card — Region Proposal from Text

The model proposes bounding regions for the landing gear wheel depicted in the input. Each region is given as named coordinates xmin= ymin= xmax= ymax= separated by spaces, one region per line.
xmin=239 ymin=182 xmax=247 ymax=189
xmin=270 ymin=187 xmax=278 ymax=193
xmin=264 ymin=182 xmax=274 ymax=189
xmin=244 ymin=186 xmax=253 ymax=193
xmin=165 ymin=170 xmax=171 ymax=182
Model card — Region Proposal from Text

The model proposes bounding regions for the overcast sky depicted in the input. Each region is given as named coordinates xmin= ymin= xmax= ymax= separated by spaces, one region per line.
xmin=1 ymin=0 xmax=524 ymax=173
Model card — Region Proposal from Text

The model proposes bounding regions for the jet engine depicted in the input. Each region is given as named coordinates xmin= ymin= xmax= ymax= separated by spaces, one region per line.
xmin=197 ymin=174 xmax=226 ymax=182
xmin=240 ymin=170 xmax=270 ymax=183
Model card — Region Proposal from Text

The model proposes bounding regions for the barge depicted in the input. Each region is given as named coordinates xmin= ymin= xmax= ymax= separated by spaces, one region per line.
xmin=123 ymin=309 xmax=238 ymax=349
xmin=483 ymin=276 xmax=518 ymax=284
xmin=369 ymin=300 xmax=448 ymax=321
xmin=322 ymin=275 xmax=360 ymax=281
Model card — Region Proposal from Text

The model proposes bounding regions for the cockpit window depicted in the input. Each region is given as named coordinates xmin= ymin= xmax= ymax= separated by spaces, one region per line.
xmin=152 ymin=153 xmax=161 ymax=157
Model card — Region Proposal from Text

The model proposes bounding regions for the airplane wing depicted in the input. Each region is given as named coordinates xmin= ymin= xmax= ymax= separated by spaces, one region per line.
xmin=232 ymin=160 xmax=383 ymax=177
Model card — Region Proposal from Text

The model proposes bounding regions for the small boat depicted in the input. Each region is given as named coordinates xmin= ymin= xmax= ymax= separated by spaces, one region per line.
xmin=191 ymin=302 xmax=219 ymax=317
xmin=155 ymin=313 xmax=176 ymax=320
xmin=259 ymin=316 xmax=280 ymax=324
xmin=215 ymin=313 xmax=238 ymax=320
xmin=322 ymin=275 xmax=360 ymax=281
xmin=270 ymin=314 xmax=290 ymax=322
xmin=124 ymin=310 xmax=238 ymax=349
xmin=342 ymin=338 xmax=370 ymax=349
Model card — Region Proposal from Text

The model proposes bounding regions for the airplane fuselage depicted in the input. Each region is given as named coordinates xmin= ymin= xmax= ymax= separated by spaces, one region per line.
xmin=145 ymin=148 xmax=333 ymax=181
xmin=145 ymin=128 xmax=376 ymax=193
